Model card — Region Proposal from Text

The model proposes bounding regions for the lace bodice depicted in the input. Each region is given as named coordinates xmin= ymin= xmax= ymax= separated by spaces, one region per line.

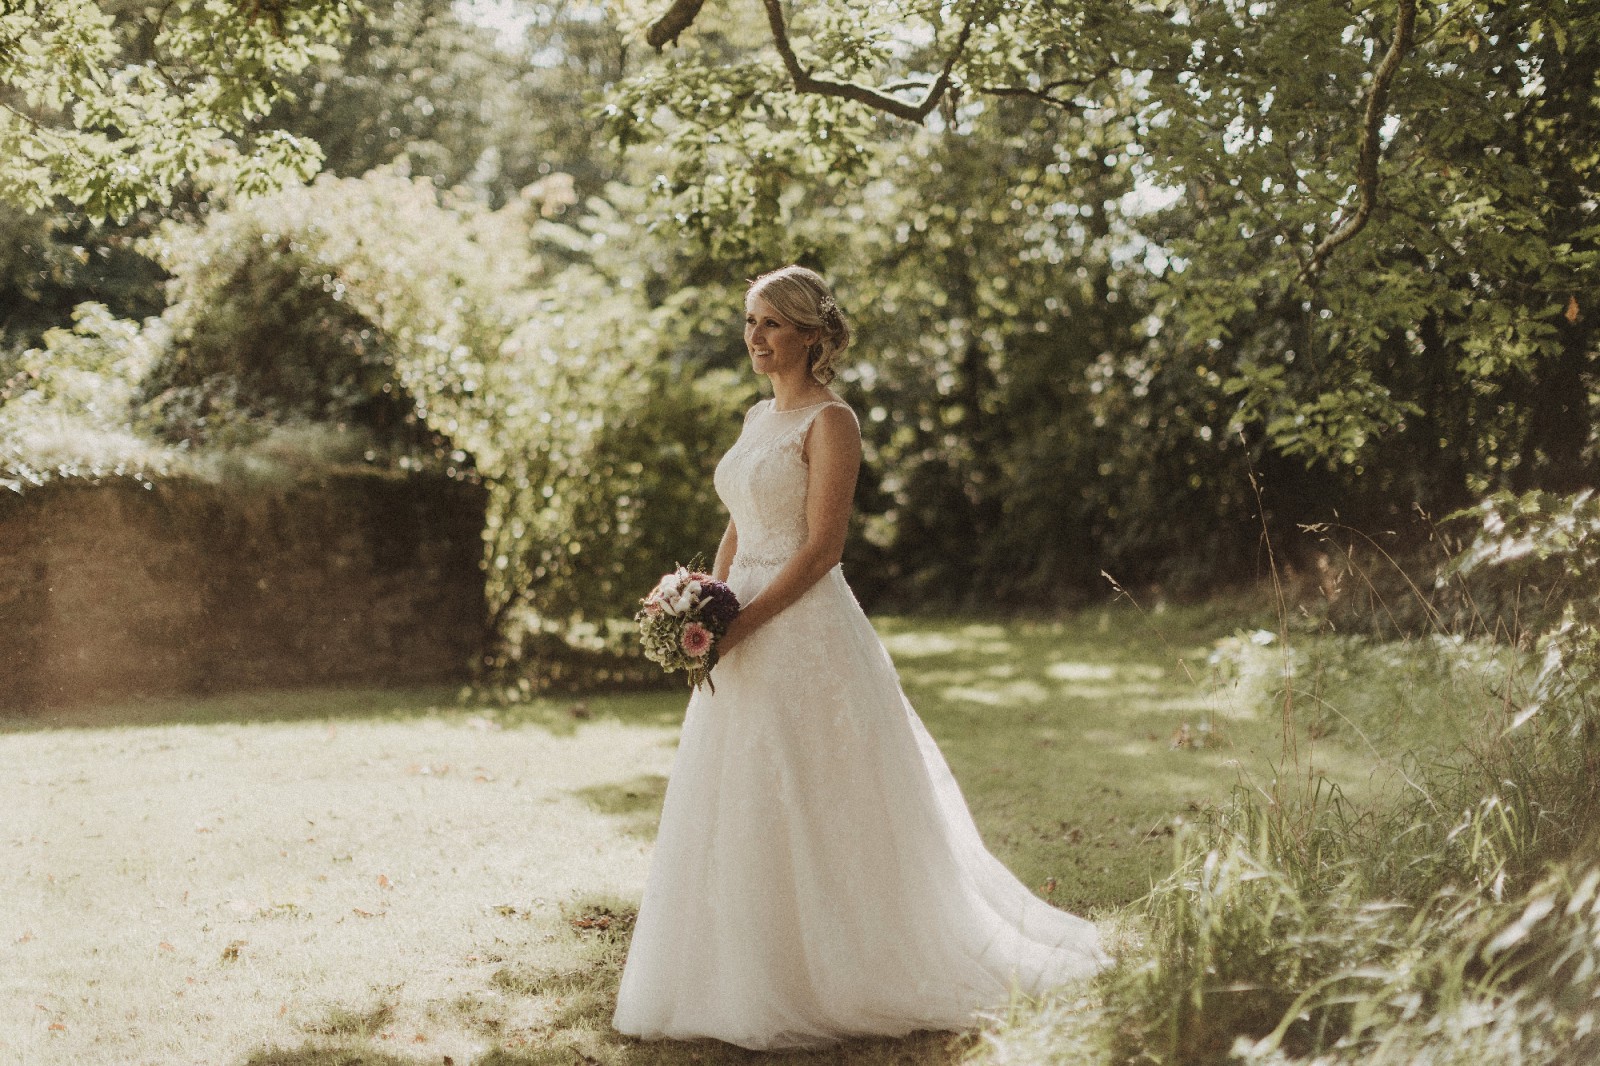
xmin=713 ymin=398 xmax=857 ymax=570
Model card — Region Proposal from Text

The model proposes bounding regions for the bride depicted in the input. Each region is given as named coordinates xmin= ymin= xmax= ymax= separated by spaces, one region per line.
xmin=612 ymin=265 xmax=1108 ymax=1050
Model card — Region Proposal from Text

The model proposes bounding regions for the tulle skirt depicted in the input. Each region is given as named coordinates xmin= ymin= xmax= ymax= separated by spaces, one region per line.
xmin=612 ymin=560 xmax=1108 ymax=1050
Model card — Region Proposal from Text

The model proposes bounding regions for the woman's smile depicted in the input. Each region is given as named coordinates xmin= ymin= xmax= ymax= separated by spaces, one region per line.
xmin=744 ymin=295 xmax=811 ymax=375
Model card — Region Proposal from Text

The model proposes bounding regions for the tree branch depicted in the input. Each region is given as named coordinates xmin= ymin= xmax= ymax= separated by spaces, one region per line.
xmin=1302 ymin=0 xmax=1417 ymax=282
xmin=967 ymin=65 xmax=1115 ymax=112
xmin=645 ymin=0 xmax=708 ymax=50
xmin=760 ymin=0 xmax=974 ymax=123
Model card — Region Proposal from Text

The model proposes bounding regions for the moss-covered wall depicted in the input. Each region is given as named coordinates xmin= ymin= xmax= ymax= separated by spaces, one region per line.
xmin=0 ymin=473 xmax=487 ymax=709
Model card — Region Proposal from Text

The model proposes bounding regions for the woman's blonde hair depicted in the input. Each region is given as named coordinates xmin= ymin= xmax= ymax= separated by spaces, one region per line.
xmin=747 ymin=265 xmax=852 ymax=385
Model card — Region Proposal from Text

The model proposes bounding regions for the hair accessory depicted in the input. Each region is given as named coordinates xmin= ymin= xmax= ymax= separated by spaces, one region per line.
xmin=818 ymin=296 xmax=840 ymax=327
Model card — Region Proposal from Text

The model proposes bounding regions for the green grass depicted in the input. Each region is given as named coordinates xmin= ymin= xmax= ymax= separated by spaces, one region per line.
xmin=1 ymin=605 xmax=1464 ymax=1065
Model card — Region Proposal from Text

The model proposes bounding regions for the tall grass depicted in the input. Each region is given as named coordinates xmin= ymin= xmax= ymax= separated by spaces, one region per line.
xmin=1001 ymin=490 xmax=1600 ymax=1066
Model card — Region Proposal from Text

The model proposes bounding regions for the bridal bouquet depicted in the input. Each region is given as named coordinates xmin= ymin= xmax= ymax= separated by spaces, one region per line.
xmin=636 ymin=564 xmax=740 ymax=691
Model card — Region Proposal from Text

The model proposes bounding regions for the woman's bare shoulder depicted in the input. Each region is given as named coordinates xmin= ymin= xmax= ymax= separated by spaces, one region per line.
xmin=804 ymin=401 xmax=862 ymax=466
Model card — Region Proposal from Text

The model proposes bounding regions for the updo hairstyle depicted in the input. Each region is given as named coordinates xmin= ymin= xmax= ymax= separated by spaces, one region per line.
xmin=747 ymin=265 xmax=852 ymax=385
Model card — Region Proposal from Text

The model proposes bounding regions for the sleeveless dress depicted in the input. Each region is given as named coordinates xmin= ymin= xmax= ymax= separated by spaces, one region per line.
xmin=612 ymin=397 xmax=1107 ymax=1050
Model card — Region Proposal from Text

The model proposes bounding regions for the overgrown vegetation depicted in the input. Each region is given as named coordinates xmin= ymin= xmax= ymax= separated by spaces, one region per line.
xmin=976 ymin=491 xmax=1600 ymax=1066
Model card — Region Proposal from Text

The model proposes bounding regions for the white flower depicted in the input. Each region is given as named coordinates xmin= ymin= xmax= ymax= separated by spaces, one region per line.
xmin=673 ymin=592 xmax=694 ymax=614
xmin=659 ymin=573 xmax=681 ymax=595
xmin=687 ymin=580 xmax=702 ymax=595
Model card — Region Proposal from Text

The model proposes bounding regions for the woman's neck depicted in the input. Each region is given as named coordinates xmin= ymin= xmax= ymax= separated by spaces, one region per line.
xmin=768 ymin=368 xmax=831 ymax=412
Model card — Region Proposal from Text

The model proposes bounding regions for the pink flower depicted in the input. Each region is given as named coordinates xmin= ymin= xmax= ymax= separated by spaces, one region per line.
xmin=644 ymin=596 xmax=663 ymax=615
xmin=680 ymin=622 xmax=712 ymax=658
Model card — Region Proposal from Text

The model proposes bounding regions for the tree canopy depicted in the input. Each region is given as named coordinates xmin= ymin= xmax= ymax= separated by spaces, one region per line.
xmin=2 ymin=0 xmax=1595 ymax=667
xmin=614 ymin=0 xmax=1596 ymax=495
xmin=0 ymin=0 xmax=357 ymax=219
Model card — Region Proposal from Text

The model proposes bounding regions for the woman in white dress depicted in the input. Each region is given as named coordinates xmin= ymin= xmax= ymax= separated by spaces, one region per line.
xmin=612 ymin=265 xmax=1108 ymax=1050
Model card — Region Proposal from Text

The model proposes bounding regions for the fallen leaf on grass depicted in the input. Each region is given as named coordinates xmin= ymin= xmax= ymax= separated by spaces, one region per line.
xmin=406 ymin=763 xmax=451 ymax=776
xmin=221 ymin=940 xmax=247 ymax=962
xmin=159 ymin=941 xmax=175 ymax=952
xmin=352 ymin=907 xmax=383 ymax=918
xmin=16 ymin=931 xmax=34 ymax=943
xmin=569 ymin=914 xmax=612 ymax=931
xmin=377 ymin=874 xmax=392 ymax=889
xmin=48 ymin=1022 xmax=66 ymax=1032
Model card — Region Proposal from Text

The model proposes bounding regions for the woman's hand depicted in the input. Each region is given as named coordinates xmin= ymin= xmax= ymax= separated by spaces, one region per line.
xmin=717 ymin=612 xmax=753 ymax=658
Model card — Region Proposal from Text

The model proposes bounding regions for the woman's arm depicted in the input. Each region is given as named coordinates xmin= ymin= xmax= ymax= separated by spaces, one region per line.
xmin=718 ymin=405 xmax=860 ymax=653
xmin=712 ymin=519 xmax=738 ymax=583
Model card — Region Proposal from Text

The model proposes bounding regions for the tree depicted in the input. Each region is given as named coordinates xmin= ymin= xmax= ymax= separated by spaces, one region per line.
xmin=611 ymin=0 xmax=1598 ymax=510
xmin=0 ymin=0 xmax=358 ymax=220
xmin=261 ymin=0 xmax=632 ymax=204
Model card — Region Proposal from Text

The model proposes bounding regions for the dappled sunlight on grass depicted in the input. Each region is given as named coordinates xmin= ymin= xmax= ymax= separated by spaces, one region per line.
xmin=1043 ymin=660 xmax=1118 ymax=681
xmin=878 ymin=626 xmax=1013 ymax=659
xmin=7 ymin=604 xmax=1314 ymax=1064
xmin=938 ymin=680 xmax=1053 ymax=706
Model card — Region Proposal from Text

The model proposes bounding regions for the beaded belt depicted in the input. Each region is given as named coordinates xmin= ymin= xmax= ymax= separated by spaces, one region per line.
xmin=732 ymin=550 xmax=794 ymax=570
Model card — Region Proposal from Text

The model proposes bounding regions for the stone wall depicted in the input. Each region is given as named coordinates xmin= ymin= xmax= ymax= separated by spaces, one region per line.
xmin=0 ymin=472 xmax=487 ymax=710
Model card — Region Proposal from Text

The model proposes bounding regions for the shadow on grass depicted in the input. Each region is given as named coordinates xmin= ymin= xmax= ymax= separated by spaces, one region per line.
xmin=571 ymin=774 xmax=668 ymax=839
xmin=0 ymin=681 xmax=690 ymax=735
xmin=240 ymin=893 xmax=975 ymax=1065
xmin=0 ymin=683 xmax=465 ymax=732
xmin=477 ymin=895 xmax=979 ymax=1066
xmin=242 ymin=1047 xmax=419 ymax=1066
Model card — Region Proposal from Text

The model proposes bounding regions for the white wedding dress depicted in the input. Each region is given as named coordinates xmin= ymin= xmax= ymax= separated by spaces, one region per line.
xmin=613 ymin=398 xmax=1108 ymax=1049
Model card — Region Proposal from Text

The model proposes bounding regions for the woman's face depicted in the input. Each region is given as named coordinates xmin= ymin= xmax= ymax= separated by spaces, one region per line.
xmin=744 ymin=295 xmax=816 ymax=378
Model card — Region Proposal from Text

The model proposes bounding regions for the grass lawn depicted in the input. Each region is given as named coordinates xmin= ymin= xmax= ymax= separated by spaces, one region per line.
xmin=3 ymin=606 xmax=1416 ymax=1065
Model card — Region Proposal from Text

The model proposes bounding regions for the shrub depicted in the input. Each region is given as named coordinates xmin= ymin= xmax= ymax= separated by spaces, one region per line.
xmin=140 ymin=168 xmax=527 ymax=453
xmin=0 ymin=302 xmax=175 ymax=490
xmin=135 ymin=171 xmax=747 ymax=686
